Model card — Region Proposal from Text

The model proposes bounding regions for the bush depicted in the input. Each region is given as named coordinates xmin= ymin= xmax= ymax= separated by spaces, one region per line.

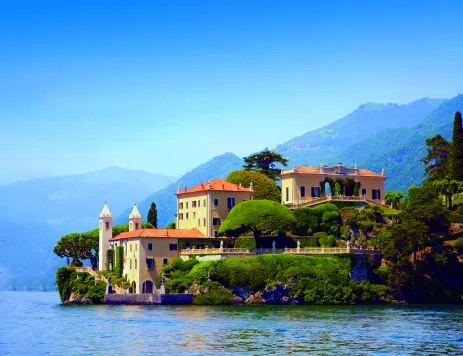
xmin=453 ymin=240 xmax=463 ymax=254
xmin=319 ymin=235 xmax=336 ymax=247
xmin=235 ymin=238 xmax=256 ymax=249
xmin=71 ymin=260 xmax=83 ymax=267
xmin=226 ymin=170 xmax=281 ymax=202
xmin=193 ymin=281 xmax=233 ymax=305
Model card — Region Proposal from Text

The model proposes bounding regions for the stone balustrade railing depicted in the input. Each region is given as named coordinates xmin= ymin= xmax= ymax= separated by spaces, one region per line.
xmin=179 ymin=246 xmax=380 ymax=256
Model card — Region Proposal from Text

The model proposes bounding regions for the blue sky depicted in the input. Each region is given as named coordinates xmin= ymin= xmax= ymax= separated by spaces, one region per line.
xmin=1 ymin=0 xmax=463 ymax=184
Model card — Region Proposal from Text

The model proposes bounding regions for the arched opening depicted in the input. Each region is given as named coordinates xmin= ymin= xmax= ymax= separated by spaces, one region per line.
xmin=130 ymin=281 xmax=137 ymax=294
xmin=142 ymin=280 xmax=154 ymax=294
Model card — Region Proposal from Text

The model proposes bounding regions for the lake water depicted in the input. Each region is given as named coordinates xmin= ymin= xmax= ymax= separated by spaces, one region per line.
xmin=1 ymin=292 xmax=463 ymax=355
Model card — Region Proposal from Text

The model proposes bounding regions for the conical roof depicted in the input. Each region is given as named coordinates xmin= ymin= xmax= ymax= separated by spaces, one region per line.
xmin=99 ymin=203 xmax=112 ymax=218
xmin=129 ymin=204 xmax=142 ymax=219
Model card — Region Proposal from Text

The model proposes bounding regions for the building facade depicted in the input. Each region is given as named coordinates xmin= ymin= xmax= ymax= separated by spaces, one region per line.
xmin=99 ymin=204 xmax=206 ymax=294
xmin=176 ymin=179 xmax=253 ymax=237
xmin=280 ymin=163 xmax=386 ymax=206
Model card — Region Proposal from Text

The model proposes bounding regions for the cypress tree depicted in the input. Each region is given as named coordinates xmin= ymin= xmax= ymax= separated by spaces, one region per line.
xmin=147 ymin=202 xmax=158 ymax=228
xmin=452 ymin=112 xmax=463 ymax=181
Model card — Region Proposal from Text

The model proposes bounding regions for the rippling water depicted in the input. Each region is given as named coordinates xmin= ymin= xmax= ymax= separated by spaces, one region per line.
xmin=1 ymin=292 xmax=463 ymax=355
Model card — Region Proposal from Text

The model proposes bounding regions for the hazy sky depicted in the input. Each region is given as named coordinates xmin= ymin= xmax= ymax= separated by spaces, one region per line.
xmin=1 ymin=0 xmax=463 ymax=184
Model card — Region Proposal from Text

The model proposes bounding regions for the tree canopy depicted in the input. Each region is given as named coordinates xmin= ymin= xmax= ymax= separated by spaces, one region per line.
xmin=147 ymin=202 xmax=158 ymax=228
xmin=452 ymin=111 xmax=463 ymax=181
xmin=243 ymin=149 xmax=288 ymax=181
xmin=384 ymin=190 xmax=404 ymax=209
xmin=53 ymin=231 xmax=99 ymax=268
xmin=218 ymin=200 xmax=296 ymax=238
xmin=226 ymin=170 xmax=280 ymax=202
xmin=422 ymin=134 xmax=451 ymax=181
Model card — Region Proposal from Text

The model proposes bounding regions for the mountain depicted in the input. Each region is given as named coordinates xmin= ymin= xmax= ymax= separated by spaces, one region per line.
xmin=0 ymin=167 xmax=175 ymax=234
xmin=0 ymin=218 xmax=61 ymax=290
xmin=115 ymin=153 xmax=244 ymax=227
xmin=335 ymin=94 xmax=463 ymax=192
xmin=276 ymin=98 xmax=446 ymax=167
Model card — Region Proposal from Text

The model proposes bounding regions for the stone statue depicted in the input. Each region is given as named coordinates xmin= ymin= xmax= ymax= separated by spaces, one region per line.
xmin=272 ymin=240 xmax=276 ymax=249
xmin=220 ymin=240 xmax=224 ymax=249
xmin=346 ymin=240 xmax=350 ymax=248
xmin=297 ymin=240 xmax=300 ymax=248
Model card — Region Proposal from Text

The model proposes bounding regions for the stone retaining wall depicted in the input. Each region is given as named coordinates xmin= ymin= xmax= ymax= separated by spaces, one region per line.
xmin=104 ymin=293 xmax=193 ymax=305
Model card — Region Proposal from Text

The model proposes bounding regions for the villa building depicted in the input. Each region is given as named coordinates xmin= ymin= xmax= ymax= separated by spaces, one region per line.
xmin=176 ymin=179 xmax=253 ymax=237
xmin=280 ymin=163 xmax=386 ymax=206
xmin=99 ymin=203 xmax=206 ymax=293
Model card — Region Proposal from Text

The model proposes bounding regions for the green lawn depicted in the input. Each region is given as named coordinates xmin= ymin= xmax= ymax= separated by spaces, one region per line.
xmin=380 ymin=206 xmax=401 ymax=215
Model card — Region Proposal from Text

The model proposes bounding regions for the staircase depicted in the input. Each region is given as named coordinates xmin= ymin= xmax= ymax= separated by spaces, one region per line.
xmin=74 ymin=266 xmax=127 ymax=294
xmin=287 ymin=195 xmax=387 ymax=209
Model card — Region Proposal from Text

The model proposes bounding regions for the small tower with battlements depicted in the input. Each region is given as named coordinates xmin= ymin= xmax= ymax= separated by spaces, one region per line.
xmin=99 ymin=203 xmax=113 ymax=270
xmin=129 ymin=204 xmax=142 ymax=231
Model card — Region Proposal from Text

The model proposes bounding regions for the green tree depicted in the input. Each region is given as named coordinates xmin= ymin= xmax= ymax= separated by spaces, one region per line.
xmin=432 ymin=179 xmax=463 ymax=209
xmin=165 ymin=222 xmax=176 ymax=229
xmin=147 ymin=202 xmax=158 ymax=228
xmin=403 ymin=185 xmax=449 ymax=234
xmin=422 ymin=134 xmax=451 ymax=181
xmin=218 ymin=200 xmax=296 ymax=239
xmin=53 ymin=233 xmax=84 ymax=265
xmin=243 ymin=149 xmax=288 ymax=181
xmin=452 ymin=111 xmax=463 ymax=181
xmin=80 ymin=229 xmax=99 ymax=269
xmin=384 ymin=190 xmax=404 ymax=209
xmin=226 ymin=170 xmax=280 ymax=202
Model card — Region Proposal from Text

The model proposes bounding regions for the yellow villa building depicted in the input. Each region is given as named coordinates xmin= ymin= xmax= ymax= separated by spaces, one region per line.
xmin=176 ymin=179 xmax=253 ymax=237
xmin=280 ymin=163 xmax=386 ymax=206
xmin=99 ymin=203 xmax=206 ymax=294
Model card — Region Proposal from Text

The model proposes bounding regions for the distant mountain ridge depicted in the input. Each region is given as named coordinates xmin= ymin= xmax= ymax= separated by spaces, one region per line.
xmin=115 ymin=153 xmax=244 ymax=227
xmin=0 ymin=167 xmax=174 ymax=234
xmin=335 ymin=94 xmax=463 ymax=192
xmin=276 ymin=98 xmax=446 ymax=167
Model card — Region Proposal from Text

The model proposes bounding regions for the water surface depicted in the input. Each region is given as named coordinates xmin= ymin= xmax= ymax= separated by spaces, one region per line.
xmin=1 ymin=292 xmax=462 ymax=355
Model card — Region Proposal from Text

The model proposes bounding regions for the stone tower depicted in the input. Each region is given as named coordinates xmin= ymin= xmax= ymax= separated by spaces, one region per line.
xmin=129 ymin=204 xmax=142 ymax=231
xmin=99 ymin=203 xmax=113 ymax=270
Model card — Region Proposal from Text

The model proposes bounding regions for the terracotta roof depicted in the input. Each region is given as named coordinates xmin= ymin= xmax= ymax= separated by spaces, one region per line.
xmin=176 ymin=178 xmax=252 ymax=195
xmin=110 ymin=228 xmax=206 ymax=241
xmin=281 ymin=165 xmax=386 ymax=178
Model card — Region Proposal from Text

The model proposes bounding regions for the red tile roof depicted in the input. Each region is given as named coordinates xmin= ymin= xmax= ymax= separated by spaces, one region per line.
xmin=176 ymin=178 xmax=252 ymax=195
xmin=281 ymin=166 xmax=386 ymax=178
xmin=110 ymin=228 xmax=206 ymax=241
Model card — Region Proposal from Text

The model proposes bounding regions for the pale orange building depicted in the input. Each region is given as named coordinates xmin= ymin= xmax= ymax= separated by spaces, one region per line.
xmin=280 ymin=163 xmax=386 ymax=206
xmin=176 ymin=179 xmax=253 ymax=237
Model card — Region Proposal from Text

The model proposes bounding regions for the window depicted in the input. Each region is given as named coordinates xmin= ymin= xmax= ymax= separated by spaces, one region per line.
xmin=362 ymin=188 xmax=367 ymax=196
xmin=130 ymin=244 xmax=132 ymax=252
xmin=198 ymin=219 xmax=200 ymax=227
xmin=203 ymin=199 xmax=206 ymax=207
xmin=372 ymin=189 xmax=381 ymax=200
xmin=179 ymin=202 xmax=183 ymax=209
xmin=179 ymin=213 xmax=183 ymax=220
xmin=130 ymin=259 xmax=132 ymax=269
xmin=146 ymin=258 xmax=154 ymax=269
xmin=135 ymin=259 xmax=137 ymax=269
xmin=186 ymin=202 xmax=189 ymax=209
xmin=300 ymin=186 xmax=306 ymax=198
xmin=311 ymin=187 xmax=320 ymax=198
xmin=163 ymin=258 xmax=168 ymax=265
xmin=135 ymin=222 xmax=139 ymax=230
xmin=286 ymin=187 xmax=289 ymax=201
xmin=213 ymin=217 xmax=221 ymax=226
xmin=198 ymin=200 xmax=201 ymax=208
xmin=192 ymin=201 xmax=197 ymax=208
xmin=203 ymin=218 xmax=206 ymax=226
xmin=214 ymin=230 xmax=218 ymax=237
xmin=148 ymin=243 xmax=152 ymax=251
xmin=193 ymin=212 xmax=196 ymax=219
xmin=213 ymin=198 xmax=219 ymax=206
xmin=105 ymin=221 xmax=109 ymax=230
xmin=186 ymin=213 xmax=189 ymax=220
xmin=169 ymin=244 xmax=178 ymax=251
xmin=227 ymin=197 xmax=235 ymax=209
xmin=135 ymin=244 xmax=137 ymax=251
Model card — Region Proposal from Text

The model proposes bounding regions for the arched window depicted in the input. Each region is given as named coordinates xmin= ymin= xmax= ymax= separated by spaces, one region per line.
xmin=135 ymin=222 xmax=139 ymax=230
xmin=105 ymin=221 xmax=109 ymax=230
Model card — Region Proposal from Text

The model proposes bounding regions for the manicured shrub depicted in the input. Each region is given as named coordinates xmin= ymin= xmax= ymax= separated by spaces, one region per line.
xmin=453 ymin=239 xmax=463 ymax=254
xmin=235 ymin=238 xmax=256 ymax=249
xmin=226 ymin=170 xmax=281 ymax=202
xmin=319 ymin=234 xmax=336 ymax=247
